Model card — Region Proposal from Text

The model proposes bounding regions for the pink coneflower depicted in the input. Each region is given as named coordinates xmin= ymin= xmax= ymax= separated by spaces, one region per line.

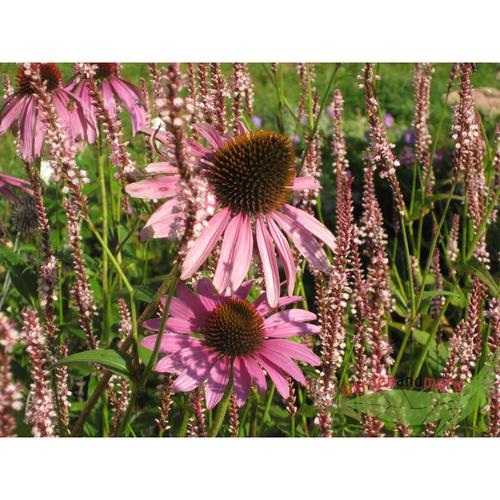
xmin=0 ymin=63 xmax=95 ymax=161
xmin=0 ymin=172 xmax=32 ymax=203
xmin=66 ymin=63 xmax=146 ymax=136
xmin=180 ymin=123 xmax=335 ymax=306
xmin=141 ymin=279 xmax=321 ymax=408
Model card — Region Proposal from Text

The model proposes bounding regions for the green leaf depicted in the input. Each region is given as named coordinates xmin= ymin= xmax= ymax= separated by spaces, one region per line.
xmin=460 ymin=257 xmax=499 ymax=296
xmin=54 ymin=349 xmax=131 ymax=378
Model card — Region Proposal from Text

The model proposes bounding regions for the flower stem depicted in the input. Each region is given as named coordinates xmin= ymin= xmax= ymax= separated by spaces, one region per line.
xmin=209 ymin=366 xmax=234 ymax=437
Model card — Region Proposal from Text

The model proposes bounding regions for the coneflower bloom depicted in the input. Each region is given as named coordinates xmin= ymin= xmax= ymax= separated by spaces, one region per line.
xmin=0 ymin=172 xmax=32 ymax=203
xmin=0 ymin=63 xmax=95 ymax=161
xmin=141 ymin=279 xmax=321 ymax=408
xmin=181 ymin=123 xmax=335 ymax=306
xmin=66 ymin=63 xmax=146 ymax=136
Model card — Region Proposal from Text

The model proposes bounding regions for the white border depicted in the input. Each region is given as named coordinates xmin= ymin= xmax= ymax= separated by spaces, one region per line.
xmin=0 ymin=0 xmax=498 ymax=61
xmin=0 ymin=438 xmax=498 ymax=499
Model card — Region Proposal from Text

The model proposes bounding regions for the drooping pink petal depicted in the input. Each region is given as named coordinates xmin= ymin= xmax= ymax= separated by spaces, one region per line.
xmin=213 ymin=213 xmax=253 ymax=295
xmin=125 ymin=176 xmax=180 ymax=199
xmin=234 ymin=120 xmax=249 ymax=136
xmin=292 ymin=176 xmax=320 ymax=191
xmin=266 ymin=215 xmax=296 ymax=295
xmin=264 ymin=322 xmax=321 ymax=338
xmin=19 ymin=97 xmax=36 ymax=161
xmin=271 ymin=210 xmax=332 ymax=273
xmin=193 ymin=123 xmax=226 ymax=150
xmin=141 ymin=333 xmax=203 ymax=353
xmin=187 ymin=139 xmax=211 ymax=158
xmin=196 ymin=279 xmax=221 ymax=312
xmin=174 ymin=282 xmax=210 ymax=321
xmin=141 ymin=212 xmax=185 ymax=240
xmin=253 ymin=295 xmax=303 ymax=316
xmin=253 ymin=353 xmax=289 ymax=398
xmin=181 ymin=208 xmax=231 ymax=280
xmin=255 ymin=216 xmax=280 ymax=308
xmin=262 ymin=339 xmax=321 ymax=365
xmin=205 ymin=357 xmax=231 ymax=409
xmin=109 ymin=76 xmax=147 ymax=135
xmin=173 ymin=352 xmax=218 ymax=392
xmin=155 ymin=346 xmax=208 ymax=373
xmin=144 ymin=162 xmax=179 ymax=174
xmin=101 ymin=80 xmax=117 ymax=118
xmin=241 ymin=356 xmax=267 ymax=395
xmin=264 ymin=309 xmax=317 ymax=328
xmin=258 ymin=350 xmax=306 ymax=385
xmin=282 ymin=204 xmax=336 ymax=252
xmin=233 ymin=357 xmax=252 ymax=407
xmin=0 ymin=95 xmax=26 ymax=134
xmin=234 ymin=280 xmax=255 ymax=300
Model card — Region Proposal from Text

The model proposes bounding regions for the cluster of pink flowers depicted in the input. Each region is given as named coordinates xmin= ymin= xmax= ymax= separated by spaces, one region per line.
xmin=22 ymin=309 xmax=57 ymax=437
xmin=0 ymin=314 xmax=23 ymax=436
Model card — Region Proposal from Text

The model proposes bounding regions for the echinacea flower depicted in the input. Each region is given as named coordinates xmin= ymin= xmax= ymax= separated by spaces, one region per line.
xmin=183 ymin=123 xmax=336 ymax=306
xmin=66 ymin=63 xmax=146 ymax=136
xmin=0 ymin=63 xmax=96 ymax=161
xmin=141 ymin=279 xmax=321 ymax=408
xmin=128 ymin=123 xmax=335 ymax=306
xmin=0 ymin=172 xmax=32 ymax=203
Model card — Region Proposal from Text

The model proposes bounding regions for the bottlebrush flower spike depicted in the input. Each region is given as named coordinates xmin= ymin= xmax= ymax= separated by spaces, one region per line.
xmin=0 ymin=63 xmax=96 ymax=161
xmin=22 ymin=308 xmax=57 ymax=437
xmin=0 ymin=172 xmax=32 ymax=203
xmin=0 ymin=313 xmax=23 ymax=436
xmin=141 ymin=279 xmax=321 ymax=408
xmin=360 ymin=63 xmax=406 ymax=215
xmin=178 ymin=122 xmax=335 ymax=307
xmin=67 ymin=63 xmax=146 ymax=136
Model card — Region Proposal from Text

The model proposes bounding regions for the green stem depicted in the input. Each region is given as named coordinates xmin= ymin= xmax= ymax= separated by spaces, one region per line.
xmin=209 ymin=366 xmax=234 ymax=437
xmin=97 ymin=138 xmax=110 ymax=345
xmin=260 ymin=383 xmax=275 ymax=432
xmin=411 ymin=298 xmax=450 ymax=384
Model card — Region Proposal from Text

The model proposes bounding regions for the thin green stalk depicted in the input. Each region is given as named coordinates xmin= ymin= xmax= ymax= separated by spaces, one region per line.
xmin=400 ymin=221 xmax=416 ymax=317
xmin=465 ymin=188 xmax=499 ymax=261
xmin=209 ymin=366 xmax=234 ymax=437
xmin=0 ymin=234 xmax=19 ymax=310
xmin=411 ymin=297 xmax=450 ymax=384
xmin=97 ymin=138 xmax=111 ymax=345
xmin=260 ymin=383 xmax=276 ymax=432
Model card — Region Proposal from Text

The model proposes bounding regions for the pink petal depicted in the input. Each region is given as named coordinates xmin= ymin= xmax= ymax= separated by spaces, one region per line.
xmin=155 ymin=346 xmax=207 ymax=373
xmin=266 ymin=215 xmax=296 ymax=295
xmin=194 ymin=123 xmax=226 ymax=149
xmin=205 ymin=357 xmax=231 ymax=409
xmin=233 ymin=357 xmax=252 ymax=407
xmin=264 ymin=309 xmax=317 ymax=328
xmin=125 ymin=176 xmax=179 ymax=199
xmin=173 ymin=282 xmax=210 ymax=321
xmin=262 ymin=339 xmax=321 ymax=365
xmin=141 ymin=333 xmax=202 ymax=353
xmin=101 ymin=80 xmax=117 ymax=118
xmin=234 ymin=120 xmax=249 ymax=135
xmin=255 ymin=216 xmax=280 ymax=308
xmin=145 ymin=162 xmax=179 ymax=174
xmin=173 ymin=352 xmax=217 ymax=392
xmin=282 ymin=204 xmax=336 ymax=252
xmin=19 ymin=96 xmax=36 ymax=160
xmin=213 ymin=213 xmax=253 ymax=296
xmin=292 ymin=176 xmax=321 ymax=191
xmin=196 ymin=279 xmax=221 ymax=312
xmin=265 ymin=322 xmax=321 ymax=338
xmin=253 ymin=295 xmax=304 ymax=316
xmin=253 ymin=353 xmax=290 ymax=398
xmin=181 ymin=208 xmax=231 ymax=280
xmin=241 ymin=356 xmax=267 ymax=395
xmin=234 ymin=280 xmax=255 ymax=300
xmin=258 ymin=350 xmax=306 ymax=385
xmin=109 ymin=76 xmax=146 ymax=135
xmin=0 ymin=95 xmax=25 ymax=134
xmin=271 ymin=210 xmax=332 ymax=273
